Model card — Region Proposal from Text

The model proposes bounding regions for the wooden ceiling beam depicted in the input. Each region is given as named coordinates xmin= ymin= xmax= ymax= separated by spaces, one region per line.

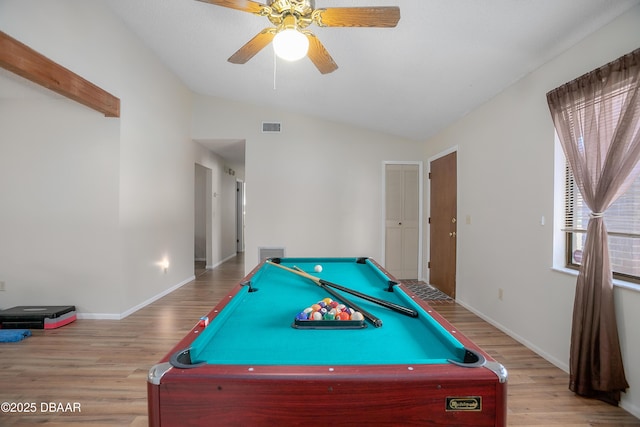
xmin=0 ymin=31 xmax=120 ymax=117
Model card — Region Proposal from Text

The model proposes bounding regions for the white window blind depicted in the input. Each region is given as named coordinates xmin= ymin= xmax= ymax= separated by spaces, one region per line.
xmin=565 ymin=165 xmax=640 ymax=238
xmin=562 ymin=80 xmax=640 ymax=280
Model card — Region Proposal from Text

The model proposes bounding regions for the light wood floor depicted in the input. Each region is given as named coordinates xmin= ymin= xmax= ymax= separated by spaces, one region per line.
xmin=1 ymin=254 xmax=638 ymax=426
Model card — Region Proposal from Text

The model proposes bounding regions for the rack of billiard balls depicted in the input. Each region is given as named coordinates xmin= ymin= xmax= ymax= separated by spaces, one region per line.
xmin=292 ymin=297 xmax=366 ymax=329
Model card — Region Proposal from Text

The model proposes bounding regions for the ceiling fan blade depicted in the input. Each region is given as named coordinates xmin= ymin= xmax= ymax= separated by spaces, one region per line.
xmin=306 ymin=33 xmax=338 ymax=74
xmin=195 ymin=0 xmax=267 ymax=15
xmin=228 ymin=28 xmax=276 ymax=64
xmin=315 ymin=7 xmax=400 ymax=28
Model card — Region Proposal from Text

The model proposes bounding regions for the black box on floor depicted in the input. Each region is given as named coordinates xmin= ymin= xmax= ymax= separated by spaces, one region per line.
xmin=0 ymin=306 xmax=76 ymax=329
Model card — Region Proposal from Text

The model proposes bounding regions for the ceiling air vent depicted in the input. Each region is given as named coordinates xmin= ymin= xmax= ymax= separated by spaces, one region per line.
xmin=262 ymin=122 xmax=281 ymax=133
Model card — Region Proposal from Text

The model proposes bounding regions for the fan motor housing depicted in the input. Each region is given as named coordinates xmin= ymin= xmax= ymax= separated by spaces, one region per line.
xmin=269 ymin=0 xmax=314 ymax=17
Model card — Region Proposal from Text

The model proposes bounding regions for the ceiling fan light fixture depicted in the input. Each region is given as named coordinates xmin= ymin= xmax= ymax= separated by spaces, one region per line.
xmin=205 ymin=0 xmax=400 ymax=74
xmin=273 ymin=28 xmax=309 ymax=62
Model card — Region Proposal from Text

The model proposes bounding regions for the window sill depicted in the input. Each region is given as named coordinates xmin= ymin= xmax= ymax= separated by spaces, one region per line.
xmin=552 ymin=267 xmax=640 ymax=293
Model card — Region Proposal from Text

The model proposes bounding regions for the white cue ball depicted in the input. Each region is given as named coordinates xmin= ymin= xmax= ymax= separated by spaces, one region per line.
xmin=314 ymin=265 xmax=323 ymax=273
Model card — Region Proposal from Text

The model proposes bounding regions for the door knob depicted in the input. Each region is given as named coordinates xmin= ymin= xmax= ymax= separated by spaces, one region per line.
xmin=452 ymin=218 xmax=457 ymax=223
xmin=449 ymin=232 xmax=457 ymax=237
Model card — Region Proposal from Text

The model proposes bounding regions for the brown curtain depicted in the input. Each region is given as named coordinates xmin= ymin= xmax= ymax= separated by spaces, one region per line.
xmin=547 ymin=48 xmax=640 ymax=405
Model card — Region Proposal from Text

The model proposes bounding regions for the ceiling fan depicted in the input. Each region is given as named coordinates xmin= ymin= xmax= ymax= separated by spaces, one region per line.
xmin=196 ymin=0 xmax=400 ymax=74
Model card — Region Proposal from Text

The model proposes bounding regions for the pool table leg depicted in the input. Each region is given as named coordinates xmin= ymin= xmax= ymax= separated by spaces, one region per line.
xmin=148 ymin=362 xmax=172 ymax=427
xmin=148 ymin=381 xmax=160 ymax=426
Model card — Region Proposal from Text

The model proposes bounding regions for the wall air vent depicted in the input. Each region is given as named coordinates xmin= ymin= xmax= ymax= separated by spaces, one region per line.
xmin=259 ymin=247 xmax=285 ymax=260
xmin=262 ymin=122 xmax=282 ymax=133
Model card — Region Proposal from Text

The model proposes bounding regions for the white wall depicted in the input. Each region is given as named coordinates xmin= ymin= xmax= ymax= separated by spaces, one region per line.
xmin=0 ymin=1 xmax=125 ymax=314
xmin=0 ymin=0 xmax=198 ymax=317
xmin=191 ymin=96 xmax=423 ymax=271
xmin=0 ymin=98 xmax=122 ymax=313
xmin=115 ymin=12 xmax=196 ymax=316
xmin=422 ymin=5 xmax=640 ymax=417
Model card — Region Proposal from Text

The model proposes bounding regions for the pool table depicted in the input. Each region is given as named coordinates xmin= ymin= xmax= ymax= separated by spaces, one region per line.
xmin=147 ymin=257 xmax=507 ymax=426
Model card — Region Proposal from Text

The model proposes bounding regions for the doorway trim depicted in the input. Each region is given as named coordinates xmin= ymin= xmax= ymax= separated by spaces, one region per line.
xmin=236 ymin=179 xmax=245 ymax=253
xmin=194 ymin=163 xmax=213 ymax=268
xmin=426 ymin=146 xmax=458 ymax=285
xmin=381 ymin=160 xmax=423 ymax=280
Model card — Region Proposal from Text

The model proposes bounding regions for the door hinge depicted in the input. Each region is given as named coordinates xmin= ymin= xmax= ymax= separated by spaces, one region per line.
xmin=428 ymin=261 xmax=431 ymax=268
xmin=428 ymin=217 xmax=431 ymax=224
xmin=428 ymin=172 xmax=432 ymax=179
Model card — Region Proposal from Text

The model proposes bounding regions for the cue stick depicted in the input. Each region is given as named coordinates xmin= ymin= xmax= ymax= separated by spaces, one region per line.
xmin=265 ymin=261 xmax=382 ymax=327
xmin=266 ymin=261 xmax=418 ymax=318
xmin=291 ymin=266 xmax=383 ymax=328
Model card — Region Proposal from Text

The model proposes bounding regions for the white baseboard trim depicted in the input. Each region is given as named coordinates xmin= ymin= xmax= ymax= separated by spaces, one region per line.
xmin=454 ymin=300 xmax=640 ymax=420
xmin=206 ymin=253 xmax=237 ymax=270
xmin=620 ymin=400 xmax=640 ymax=420
xmin=76 ymin=313 xmax=121 ymax=320
xmin=76 ymin=275 xmax=196 ymax=320
xmin=455 ymin=298 xmax=570 ymax=373
xmin=76 ymin=255 xmax=238 ymax=320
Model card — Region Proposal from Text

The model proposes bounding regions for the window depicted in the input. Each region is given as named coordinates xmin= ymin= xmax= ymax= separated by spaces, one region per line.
xmin=564 ymin=162 xmax=640 ymax=282
xmin=552 ymin=49 xmax=640 ymax=285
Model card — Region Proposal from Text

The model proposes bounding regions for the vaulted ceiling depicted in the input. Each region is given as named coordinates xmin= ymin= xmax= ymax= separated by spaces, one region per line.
xmin=3 ymin=1 xmax=639 ymax=165
xmin=107 ymin=0 xmax=639 ymax=143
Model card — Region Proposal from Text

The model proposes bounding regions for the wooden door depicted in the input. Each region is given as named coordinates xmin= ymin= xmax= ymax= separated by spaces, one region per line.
xmin=429 ymin=152 xmax=457 ymax=298
xmin=385 ymin=164 xmax=419 ymax=279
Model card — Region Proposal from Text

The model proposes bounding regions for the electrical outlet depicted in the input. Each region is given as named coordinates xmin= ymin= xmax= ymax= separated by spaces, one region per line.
xmin=498 ymin=288 xmax=503 ymax=300
xmin=0 ymin=281 xmax=5 ymax=291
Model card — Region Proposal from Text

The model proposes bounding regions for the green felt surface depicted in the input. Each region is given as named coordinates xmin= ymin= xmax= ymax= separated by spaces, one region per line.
xmin=189 ymin=258 xmax=465 ymax=366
